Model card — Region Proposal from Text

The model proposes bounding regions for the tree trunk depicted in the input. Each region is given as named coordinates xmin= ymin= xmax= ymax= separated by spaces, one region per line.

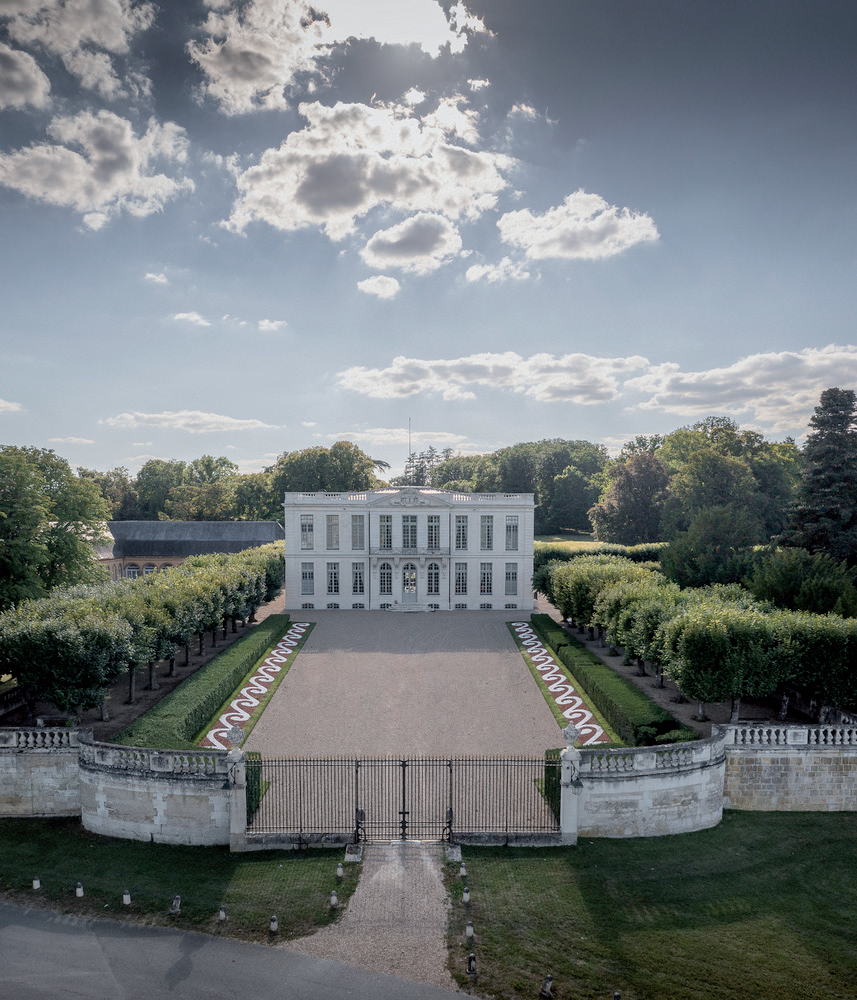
xmin=730 ymin=696 xmax=741 ymax=723
xmin=778 ymin=691 xmax=789 ymax=721
xmin=185 ymin=644 xmax=190 ymax=666
xmin=197 ymin=632 xmax=204 ymax=656
xmin=146 ymin=660 xmax=159 ymax=691
xmin=211 ymin=627 xmax=217 ymax=648
xmin=696 ymin=701 xmax=708 ymax=721
xmin=168 ymin=657 xmax=176 ymax=678
xmin=100 ymin=698 xmax=109 ymax=722
xmin=127 ymin=663 xmax=137 ymax=704
xmin=636 ymin=656 xmax=647 ymax=677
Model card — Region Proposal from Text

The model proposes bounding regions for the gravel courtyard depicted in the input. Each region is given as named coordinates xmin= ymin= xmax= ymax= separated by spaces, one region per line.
xmin=244 ymin=610 xmax=561 ymax=757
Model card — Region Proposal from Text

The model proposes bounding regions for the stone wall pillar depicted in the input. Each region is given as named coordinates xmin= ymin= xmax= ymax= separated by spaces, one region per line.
xmin=559 ymin=725 xmax=581 ymax=846
xmin=227 ymin=748 xmax=247 ymax=852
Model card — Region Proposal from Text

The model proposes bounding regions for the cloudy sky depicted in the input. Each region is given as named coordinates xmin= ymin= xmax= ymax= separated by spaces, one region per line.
xmin=1 ymin=0 xmax=856 ymax=477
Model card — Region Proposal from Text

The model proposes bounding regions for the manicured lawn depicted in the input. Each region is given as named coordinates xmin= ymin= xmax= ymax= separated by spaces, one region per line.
xmin=0 ymin=817 xmax=358 ymax=944
xmin=447 ymin=811 xmax=857 ymax=999
xmin=534 ymin=534 xmax=597 ymax=546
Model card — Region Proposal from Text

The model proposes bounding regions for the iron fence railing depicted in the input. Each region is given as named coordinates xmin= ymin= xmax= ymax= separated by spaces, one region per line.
xmin=246 ymin=754 xmax=561 ymax=842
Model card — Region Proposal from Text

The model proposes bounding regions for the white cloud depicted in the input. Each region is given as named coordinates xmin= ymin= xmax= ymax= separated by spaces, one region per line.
xmin=226 ymin=100 xmax=514 ymax=240
xmin=101 ymin=409 xmax=280 ymax=433
xmin=337 ymin=351 xmax=648 ymax=404
xmin=0 ymin=42 xmax=50 ymax=108
xmin=187 ymin=0 xmax=488 ymax=114
xmin=498 ymin=189 xmax=659 ymax=260
xmin=625 ymin=344 xmax=857 ymax=432
xmin=360 ymin=214 xmax=462 ymax=273
xmin=145 ymin=271 xmax=168 ymax=283
xmin=0 ymin=110 xmax=193 ymax=228
xmin=403 ymin=87 xmax=425 ymax=106
xmin=465 ymin=256 xmax=531 ymax=283
xmin=0 ymin=397 xmax=23 ymax=412
xmin=422 ymin=95 xmax=480 ymax=144
xmin=173 ymin=311 xmax=211 ymax=327
xmin=329 ymin=427 xmax=471 ymax=449
xmin=187 ymin=0 xmax=329 ymax=115
xmin=258 ymin=318 xmax=287 ymax=331
xmin=5 ymin=0 xmax=156 ymax=98
xmin=357 ymin=275 xmax=400 ymax=299
xmin=468 ymin=78 xmax=489 ymax=91
xmin=301 ymin=421 xmax=317 ymax=427
xmin=48 ymin=436 xmax=93 ymax=444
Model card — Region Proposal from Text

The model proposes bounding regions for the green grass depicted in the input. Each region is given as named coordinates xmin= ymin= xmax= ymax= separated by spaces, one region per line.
xmin=446 ymin=811 xmax=857 ymax=999
xmin=192 ymin=623 xmax=314 ymax=746
xmin=506 ymin=622 xmax=621 ymax=744
xmin=530 ymin=614 xmax=688 ymax=746
xmin=115 ymin=615 xmax=292 ymax=749
xmin=534 ymin=534 xmax=598 ymax=547
xmin=0 ymin=817 xmax=358 ymax=944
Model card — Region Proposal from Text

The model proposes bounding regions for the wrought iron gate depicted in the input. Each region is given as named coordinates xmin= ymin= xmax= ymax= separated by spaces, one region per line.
xmin=246 ymin=755 xmax=561 ymax=843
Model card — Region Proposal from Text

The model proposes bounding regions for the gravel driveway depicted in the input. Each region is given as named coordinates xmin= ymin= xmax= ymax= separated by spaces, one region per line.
xmin=244 ymin=610 xmax=560 ymax=757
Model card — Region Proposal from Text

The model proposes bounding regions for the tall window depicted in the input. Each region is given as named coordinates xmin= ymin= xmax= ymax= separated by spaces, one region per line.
xmin=379 ymin=562 xmax=392 ymax=595
xmin=480 ymin=562 xmax=493 ymax=594
xmin=505 ymin=563 xmax=518 ymax=596
xmin=480 ymin=515 xmax=493 ymax=550
xmin=455 ymin=562 xmax=467 ymax=595
xmin=300 ymin=515 xmax=314 ymax=549
xmin=505 ymin=515 xmax=519 ymax=551
xmin=351 ymin=514 xmax=365 ymax=550
xmin=402 ymin=514 xmax=417 ymax=549
xmin=326 ymin=514 xmax=339 ymax=550
xmin=326 ymin=562 xmax=339 ymax=594
xmin=379 ymin=514 xmax=392 ymax=549
xmin=455 ymin=515 xmax=468 ymax=550
xmin=301 ymin=562 xmax=314 ymax=595
xmin=352 ymin=562 xmax=365 ymax=594
xmin=427 ymin=562 xmax=440 ymax=595
xmin=427 ymin=514 xmax=440 ymax=549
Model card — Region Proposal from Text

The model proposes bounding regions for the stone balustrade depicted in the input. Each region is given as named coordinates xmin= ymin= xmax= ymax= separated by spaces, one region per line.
xmin=0 ymin=726 xmax=81 ymax=816
xmin=580 ymin=732 xmax=725 ymax=776
xmin=725 ymin=723 xmax=857 ymax=747
xmin=77 ymin=737 xmax=228 ymax=777
xmin=0 ymin=727 xmax=79 ymax=750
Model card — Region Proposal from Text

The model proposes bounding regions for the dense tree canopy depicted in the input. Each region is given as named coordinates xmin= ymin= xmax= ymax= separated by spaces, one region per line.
xmin=589 ymin=453 xmax=670 ymax=544
xmin=0 ymin=447 xmax=110 ymax=611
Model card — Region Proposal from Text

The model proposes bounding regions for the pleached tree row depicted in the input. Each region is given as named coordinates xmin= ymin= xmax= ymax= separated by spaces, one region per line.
xmin=539 ymin=554 xmax=857 ymax=720
xmin=0 ymin=544 xmax=284 ymax=715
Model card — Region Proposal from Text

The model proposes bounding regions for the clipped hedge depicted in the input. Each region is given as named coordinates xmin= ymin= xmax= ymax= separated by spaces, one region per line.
xmin=534 ymin=541 xmax=667 ymax=570
xmin=114 ymin=614 xmax=290 ymax=750
xmin=530 ymin=614 xmax=684 ymax=746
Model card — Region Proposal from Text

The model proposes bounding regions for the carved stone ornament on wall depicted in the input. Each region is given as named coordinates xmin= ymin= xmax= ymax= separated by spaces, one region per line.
xmin=390 ymin=489 xmax=430 ymax=507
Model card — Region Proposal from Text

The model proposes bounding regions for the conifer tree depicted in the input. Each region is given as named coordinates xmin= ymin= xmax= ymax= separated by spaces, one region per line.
xmin=784 ymin=387 xmax=857 ymax=562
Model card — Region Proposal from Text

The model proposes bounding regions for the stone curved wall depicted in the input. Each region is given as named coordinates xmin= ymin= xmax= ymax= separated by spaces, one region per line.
xmin=77 ymin=734 xmax=235 ymax=846
xmin=575 ymin=731 xmax=727 ymax=838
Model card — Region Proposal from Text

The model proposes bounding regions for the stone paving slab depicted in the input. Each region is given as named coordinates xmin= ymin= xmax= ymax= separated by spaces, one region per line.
xmin=244 ymin=610 xmax=561 ymax=757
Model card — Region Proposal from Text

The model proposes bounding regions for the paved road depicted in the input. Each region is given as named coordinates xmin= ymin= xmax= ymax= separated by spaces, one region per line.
xmin=245 ymin=609 xmax=560 ymax=756
xmin=0 ymin=900 xmax=463 ymax=1000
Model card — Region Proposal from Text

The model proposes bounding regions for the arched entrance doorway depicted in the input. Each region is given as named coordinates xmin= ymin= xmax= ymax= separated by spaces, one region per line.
xmin=402 ymin=563 xmax=417 ymax=603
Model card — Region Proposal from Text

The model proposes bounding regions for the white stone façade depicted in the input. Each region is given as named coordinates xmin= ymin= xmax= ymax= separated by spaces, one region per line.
xmin=282 ymin=487 xmax=535 ymax=611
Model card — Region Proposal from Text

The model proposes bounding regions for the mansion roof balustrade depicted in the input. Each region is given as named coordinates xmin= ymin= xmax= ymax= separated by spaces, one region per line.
xmin=369 ymin=546 xmax=451 ymax=557
xmin=284 ymin=489 xmax=534 ymax=506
